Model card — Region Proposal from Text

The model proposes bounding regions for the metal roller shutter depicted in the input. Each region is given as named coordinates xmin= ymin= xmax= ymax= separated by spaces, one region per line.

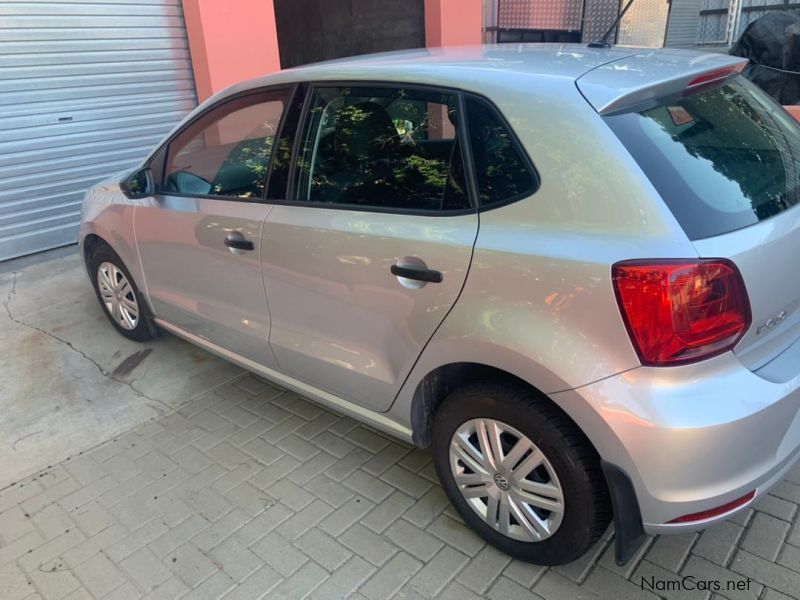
xmin=0 ymin=0 xmax=197 ymax=261
xmin=664 ymin=0 xmax=704 ymax=47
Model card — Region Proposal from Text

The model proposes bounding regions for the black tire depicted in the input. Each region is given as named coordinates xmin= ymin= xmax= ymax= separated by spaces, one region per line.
xmin=432 ymin=381 xmax=611 ymax=565
xmin=89 ymin=243 xmax=157 ymax=342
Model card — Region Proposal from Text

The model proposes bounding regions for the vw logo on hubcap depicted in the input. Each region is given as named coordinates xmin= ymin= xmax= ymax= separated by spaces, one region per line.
xmin=450 ymin=419 xmax=565 ymax=542
xmin=493 ymin=473 xmax=510 ymax=491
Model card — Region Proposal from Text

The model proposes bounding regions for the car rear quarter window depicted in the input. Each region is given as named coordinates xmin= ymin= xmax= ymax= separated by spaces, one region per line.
xmin=465 ymin=95 xmax=538 ymax=207
xmin=604 ymin=76 xmax=800 ymax=240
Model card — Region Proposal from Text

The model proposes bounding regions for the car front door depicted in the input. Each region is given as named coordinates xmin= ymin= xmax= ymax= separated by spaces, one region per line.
xmin=261 ymin=84 xmax=479 ymax=411
xmin=135 ymin=87 xmax=293 ymax=367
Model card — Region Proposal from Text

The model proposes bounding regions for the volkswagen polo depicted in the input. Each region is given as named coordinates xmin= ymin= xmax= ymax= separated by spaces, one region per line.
xmin=79 ymin=45 xmax=800 ymax=565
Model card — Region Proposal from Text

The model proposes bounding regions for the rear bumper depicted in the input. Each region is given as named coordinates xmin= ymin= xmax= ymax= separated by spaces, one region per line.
xmin=552 ymin=342 xmax=800 ymax=532
xmin=643 ymin=443 xmax=799 ymax=535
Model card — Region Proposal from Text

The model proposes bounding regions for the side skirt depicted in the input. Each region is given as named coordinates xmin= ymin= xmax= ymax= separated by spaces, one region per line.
xmin=154 ymin=318 xmax=414 ymax=443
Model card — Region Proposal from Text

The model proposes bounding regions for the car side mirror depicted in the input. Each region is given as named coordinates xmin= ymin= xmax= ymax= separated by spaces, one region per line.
xmin=120 ymin=167 xmax=154 ymax=199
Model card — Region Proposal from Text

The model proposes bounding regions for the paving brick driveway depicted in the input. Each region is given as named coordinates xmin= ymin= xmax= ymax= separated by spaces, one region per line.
xmin=1 ymin=255 xmax=800 ymax=600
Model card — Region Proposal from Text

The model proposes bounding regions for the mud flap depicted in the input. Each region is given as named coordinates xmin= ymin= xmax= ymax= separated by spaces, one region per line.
xmin=601 ymin=460 xmax=647 ymax=565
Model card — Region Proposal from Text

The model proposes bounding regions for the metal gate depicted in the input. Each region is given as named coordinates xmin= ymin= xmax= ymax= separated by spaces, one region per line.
xmin=483 ymin=0 xmax=585 ymax=42
xmin=0 ymin=0 xmax=197 ymax=261
xmin=483 ymin=0 xmax=670 ymax=47
xmin=698 ymin=0 xmax=800 ymax=46
xmin=618 ymin=0 xmax=670 ymax=46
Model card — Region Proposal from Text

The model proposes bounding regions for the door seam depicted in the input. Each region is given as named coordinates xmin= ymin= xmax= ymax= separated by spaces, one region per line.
xmin=383 ymin=210 xmax=482 ymax=413
xmin=259 ymin=206 xmax=282 ymax=368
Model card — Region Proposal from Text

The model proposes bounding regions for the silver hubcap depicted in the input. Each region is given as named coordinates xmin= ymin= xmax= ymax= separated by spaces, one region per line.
xmin=450 ymin=418 xmax=564 ymax=542
xmin=97 ymin=262 xmax=138 ymax=331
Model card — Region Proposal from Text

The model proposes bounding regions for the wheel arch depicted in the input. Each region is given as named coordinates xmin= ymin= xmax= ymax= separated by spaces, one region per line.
xmin=393 ymin=333 xmax=634 ymax=464
xmin=82 ymin=233 xmax=102 ymax=269
xmin=80 ymin=229 xmax=154 ymax=317
xmin=402 ymin=352 xmax=632 ymax=467
xmin=408 ymin=361 xmax=576 ymax=449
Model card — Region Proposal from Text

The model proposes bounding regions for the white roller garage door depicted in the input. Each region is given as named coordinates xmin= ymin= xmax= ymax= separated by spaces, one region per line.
xmin=0 ymin=0 xmax=197 ymax=261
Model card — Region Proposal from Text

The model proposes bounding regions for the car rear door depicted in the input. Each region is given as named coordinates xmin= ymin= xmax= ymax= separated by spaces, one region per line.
xmin=135 ymin=87 xmax=293 ymax=368
xmin=260 ymin=83 xmax=479 ymax=411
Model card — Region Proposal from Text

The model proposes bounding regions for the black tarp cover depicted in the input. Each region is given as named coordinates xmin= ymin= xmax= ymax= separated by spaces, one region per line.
xmin=731 ymin=12 xmax=800 ymax=105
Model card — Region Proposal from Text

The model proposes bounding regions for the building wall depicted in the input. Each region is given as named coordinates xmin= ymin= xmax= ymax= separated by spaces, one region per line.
xmin=183 ymin=0 xmax=481 ymax=101
xmin=182 ymin=0 xmax=280 ymax=102
xmin=425 ymin=0 xmax=483 ymax=46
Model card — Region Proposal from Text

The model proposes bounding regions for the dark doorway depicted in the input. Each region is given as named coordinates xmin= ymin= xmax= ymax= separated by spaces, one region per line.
xmin=273 ymin=0 xmax=426 ymax=69
xmin=496 ymin=29 xmax=581 ymax=43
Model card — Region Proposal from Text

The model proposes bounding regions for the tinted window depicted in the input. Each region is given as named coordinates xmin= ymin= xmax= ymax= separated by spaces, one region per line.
xmin=162 ymin=90 xmax=290 ymax=199
xmin=605 ymin=76 xmax=800 ymax=240
xmin=465 ymin=95 xmax=537 ymax=206
xmin=293 ymin=86 xmax=470 ymax=212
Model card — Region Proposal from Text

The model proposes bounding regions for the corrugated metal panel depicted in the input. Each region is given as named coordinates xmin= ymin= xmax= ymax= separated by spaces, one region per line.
xmin=483 ymin=0 xmax=498 ymax=43
xmin=618 ymin=0 xmax=669 ymax=47
xmin=697 ymin=0 xmax=730 ymax=45
xmin=664 ymin=0 xmax=704 ymax=46
xmin=498 ymin=0 xmax=585 ymax=31
xmin=582 ymin=0 xmax=622 ymax=44
xmin=0 ymin=0 xmax=197 ymax=261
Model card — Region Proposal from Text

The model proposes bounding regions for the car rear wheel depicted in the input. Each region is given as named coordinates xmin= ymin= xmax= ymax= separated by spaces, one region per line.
xmin=89 ymin=243 xmax=156 ymax=342
xmin=432 ymin=381 xmax=611 ymax=565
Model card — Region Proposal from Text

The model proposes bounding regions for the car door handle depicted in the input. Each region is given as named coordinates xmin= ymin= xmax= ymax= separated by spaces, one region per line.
xmin=390 ymin=264 xmax=443 ymax=283
xmin=224 ymin=236 xmax=254 ymax=252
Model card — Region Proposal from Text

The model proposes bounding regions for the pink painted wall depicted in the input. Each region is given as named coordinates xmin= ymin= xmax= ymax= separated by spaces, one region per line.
xmin=182 ymin=0 xmax=281 ymax=102
xmin=183 ymin=0 xmax=484 ymax=101
xmin=785 ymin=106 xmax=800 ymax=121
xmin=425 ymin=0 xmax=483 ymax=47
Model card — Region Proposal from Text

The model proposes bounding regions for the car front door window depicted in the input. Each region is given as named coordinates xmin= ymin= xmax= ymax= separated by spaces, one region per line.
xmin=163 ymin=92 xmax=289 ymax=200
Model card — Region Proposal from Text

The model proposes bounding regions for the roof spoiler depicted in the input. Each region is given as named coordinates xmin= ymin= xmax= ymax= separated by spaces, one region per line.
xmin=577 ymin=50 xmax=749 ymax=115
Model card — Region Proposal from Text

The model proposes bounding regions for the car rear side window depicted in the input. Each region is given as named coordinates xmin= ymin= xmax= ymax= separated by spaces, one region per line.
xmin=162 ymin=89 xmax=291 ymax=200
xmin=293 ymin=85 xmax=470 ymax=212
xmin=605 ymin=76 xmax=800 ymax=240
xmin=465 ymin=95 xmax=537 ymax=207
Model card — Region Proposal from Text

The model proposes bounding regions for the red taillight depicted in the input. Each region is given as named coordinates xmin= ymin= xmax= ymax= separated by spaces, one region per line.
xmin=667 ymin=490 xmax=755 ymax=524
xmin=612 ymin=259 xmax=751 ymax=366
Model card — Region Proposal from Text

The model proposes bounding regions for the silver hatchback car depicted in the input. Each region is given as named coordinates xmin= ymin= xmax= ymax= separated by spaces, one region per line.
xmin=79 ymin=45 xmax=800 ymax=566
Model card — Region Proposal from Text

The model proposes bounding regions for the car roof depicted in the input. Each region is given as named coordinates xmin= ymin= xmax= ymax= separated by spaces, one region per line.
xmin=218 ymin=44 xmax=745 ymax=99
xmin=226 ymin=44 xmax=639 ymax=95
xmin=283 ymin=44 xmax=639 ymax=79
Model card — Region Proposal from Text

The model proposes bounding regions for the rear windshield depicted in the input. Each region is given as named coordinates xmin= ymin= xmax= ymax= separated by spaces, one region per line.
xmin=605 ymin=75 xmax=800 ymax=240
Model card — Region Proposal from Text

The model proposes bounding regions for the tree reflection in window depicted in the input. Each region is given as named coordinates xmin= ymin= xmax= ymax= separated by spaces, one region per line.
xmin=604 ymin=76 xmax=800 ymax=239
xmin=294 ymin=86 xmax=470 ymax=212
xmin=465 ymin=95 xmax=537 ymax=207
xmin=163 ymin=93 xmax=288 ymax=200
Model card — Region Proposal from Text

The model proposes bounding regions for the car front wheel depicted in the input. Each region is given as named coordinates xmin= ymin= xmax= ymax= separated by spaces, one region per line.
xmin=89 ymin=243 xmax=156 ymax=342
xmin=432 ymin=381 xmax=611 ymax=565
